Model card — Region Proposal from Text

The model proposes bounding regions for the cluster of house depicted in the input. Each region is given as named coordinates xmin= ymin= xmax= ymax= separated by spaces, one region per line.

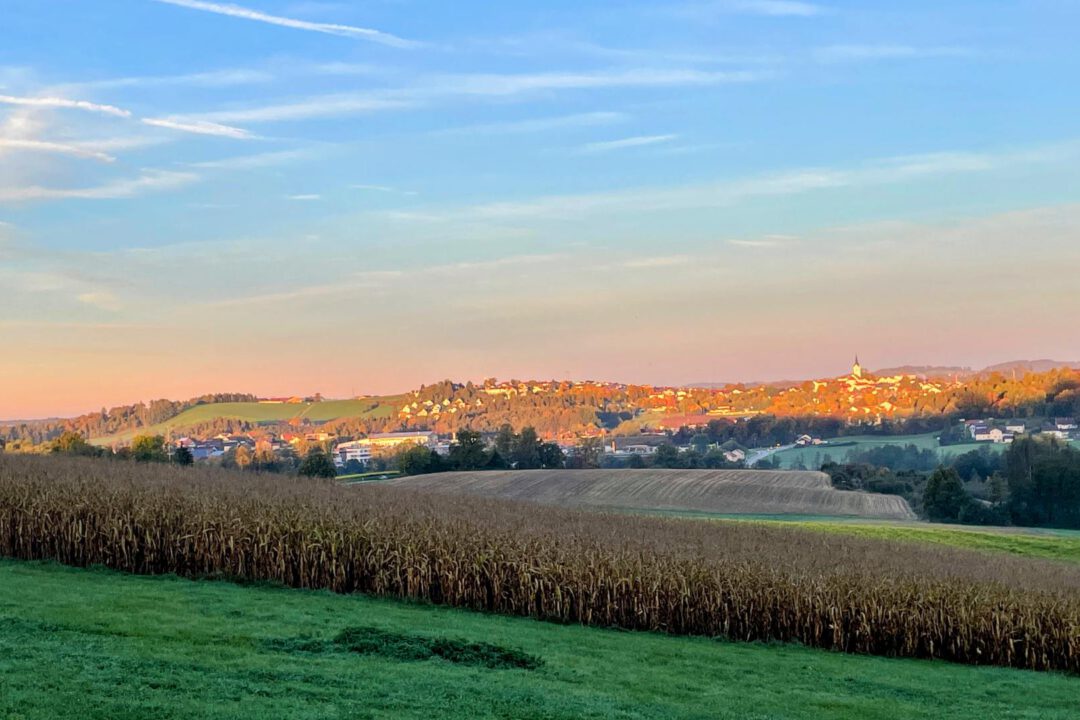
xmin=332 ymin=431 xmax=442 ymax=468
xmin=603 ymin=438 xmax=747 ymax=463
xmin=175 ymin=430 xmax=338 ymax=461
xmin=965 ymin=418 xmax=1077 ymax=444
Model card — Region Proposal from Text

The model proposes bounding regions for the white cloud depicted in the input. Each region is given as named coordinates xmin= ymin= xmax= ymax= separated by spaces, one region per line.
xmin=0 ymin=94 xmax=131 ymax=118
xmin=579 ymin=134 xmax=678 ymax=154
xmin=0 ymin=138 xmax=115 ymax=163
xmin=286 ymin=194 xmax=321 ymax=201
xmin=0 ymin=169 xmax=199 ymax=202
xmin=153 ymin=0 xmax=418 ymax=48
xmin=623 ymin=255 xmax=691 ymax=268
xmin=141 ymin=117 xmax=255 ymax=139
xmin=815 ymin=45 xmax=973 ymax=63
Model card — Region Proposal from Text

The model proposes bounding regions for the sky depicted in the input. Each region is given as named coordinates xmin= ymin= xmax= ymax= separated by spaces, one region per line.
xmin=2 ymin=0 xmax=1080 ymax=419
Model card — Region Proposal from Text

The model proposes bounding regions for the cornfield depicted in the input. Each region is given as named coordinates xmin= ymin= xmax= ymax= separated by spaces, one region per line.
xmin=1 ymin=454 xmax=1078 ymax=673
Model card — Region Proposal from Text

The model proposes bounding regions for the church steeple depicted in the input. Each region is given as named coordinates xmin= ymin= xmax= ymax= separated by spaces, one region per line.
xmin=852 ymin=355 xmax=863 ymax=379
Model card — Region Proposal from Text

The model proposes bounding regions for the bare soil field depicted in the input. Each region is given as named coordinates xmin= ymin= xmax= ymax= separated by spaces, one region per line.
xmin=386 ymin=469 xmax=916 ymax=520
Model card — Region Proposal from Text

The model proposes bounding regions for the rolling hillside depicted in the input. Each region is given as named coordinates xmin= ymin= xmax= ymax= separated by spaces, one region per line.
xmin=90 ymin=398 xmax=403 ymax=444
xmin=386 ymin=469 xmax=916 ymax=520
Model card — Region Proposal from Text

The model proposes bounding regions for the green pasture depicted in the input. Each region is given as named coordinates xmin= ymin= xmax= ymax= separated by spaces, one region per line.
xmin=769 ymin=433 xmax=1009 ymax=469
xmin=1 ymin=560 xmax=1077 ymax=720
xmin=775 ymin=521 xmax=1080 ymax=563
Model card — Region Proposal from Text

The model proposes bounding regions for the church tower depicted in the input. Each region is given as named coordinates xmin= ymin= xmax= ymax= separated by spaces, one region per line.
xmin=852 ymin=355 xmax=863 ymax=379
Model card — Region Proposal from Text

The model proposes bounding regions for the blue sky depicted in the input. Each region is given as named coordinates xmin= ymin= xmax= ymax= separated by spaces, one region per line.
xmin=2 ymin=1 xmax=1080 ymax=417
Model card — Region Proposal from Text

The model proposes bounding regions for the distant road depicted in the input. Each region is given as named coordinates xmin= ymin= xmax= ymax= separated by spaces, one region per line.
xmin=747 ymin=444 xmax=795 ymax=467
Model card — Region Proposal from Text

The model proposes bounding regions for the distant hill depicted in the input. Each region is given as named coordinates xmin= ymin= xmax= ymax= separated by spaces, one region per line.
xmin=872 ymin=365 xmax=974 ymax=378
xmin=872 ymin=360 xmax=1080 ymax=379
xmin=981 ymin=359 xmax=1080 ymax=375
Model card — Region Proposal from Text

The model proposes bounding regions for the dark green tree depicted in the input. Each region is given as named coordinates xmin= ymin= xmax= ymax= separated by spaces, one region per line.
xmin=654 ymin=444 xmax=682 ymax=468
xmin=494 ymin=424 xmax=515 ymax=459
xmin=537 ymin=442 xmax=565 ymax=469
xmin=448 ymin=429 xmax=488 ymax=470
xmin=173 ymin=446 xmax=194 ymax=466
xmin=512 ymin=427 xmax=541 ymax=469
xmin=299 ymin=448 xmax=338 ymax=479
xmin=923 ymin=467 xmax=969 ymax=522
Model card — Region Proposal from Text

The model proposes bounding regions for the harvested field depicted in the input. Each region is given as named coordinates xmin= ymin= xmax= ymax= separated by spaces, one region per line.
xmin=387 ymin=469 xmax=916 ymax=520
xmin=1 ymin=454 xmax=1078 ymax=673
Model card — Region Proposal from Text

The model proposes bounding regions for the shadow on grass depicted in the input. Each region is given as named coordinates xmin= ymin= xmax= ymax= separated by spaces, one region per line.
xmin=263 ymin=625 xmax=543 ymax=671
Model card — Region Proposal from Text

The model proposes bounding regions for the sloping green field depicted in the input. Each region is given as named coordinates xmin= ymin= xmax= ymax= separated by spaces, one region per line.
xmin=91 ymin=397 xmax=404 ymax=444
xmin=769 ymin=522 xmax=1080 ymax=563
xmin=771 ymin=433 xmax=1003 ymax=469
xmin=1 ymin=560 xmax=1077 ymax=720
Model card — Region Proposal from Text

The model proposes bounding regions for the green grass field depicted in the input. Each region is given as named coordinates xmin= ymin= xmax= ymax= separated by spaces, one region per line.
xmin=770 ymin=433 xmax=1009 ymax=469
xmin=614 ymin=509 xmax=1080 ymax=563
xmin=90 ymin=397 xmax=404 ymax=444
xmin=1 ymin=560 xmax=1077 ymax=720
xmin=776 ymin=522 xmax=1080 ymax=563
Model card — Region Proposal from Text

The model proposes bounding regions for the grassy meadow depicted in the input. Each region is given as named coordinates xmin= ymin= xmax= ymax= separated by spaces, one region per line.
xmin=764 ymin=521 xmax=1080 ymax=563
xmin=2 ymin=560 xmax=1078 ymax=720
xmin=771 ymin=432 xmax=1080 ymax=470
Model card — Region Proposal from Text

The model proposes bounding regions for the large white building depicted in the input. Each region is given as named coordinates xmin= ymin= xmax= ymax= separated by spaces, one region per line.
xmin=333 ymin=431 xmax=438 ymax=467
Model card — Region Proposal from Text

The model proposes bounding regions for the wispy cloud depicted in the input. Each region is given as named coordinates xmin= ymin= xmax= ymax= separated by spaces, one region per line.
xmin=350 ymin=184 xmax=418 ymax=196
xmin=188 ymin=149 xmax=312 ymax=169
xmin=679 ymin=1 xmax=826 ymax=18
xmin=815 ymin=45 xmax=973 ymax=63
xmin=731 ymin=0 xmax=824 ymax=15
xmin=0 ymin=169 xmax=198 ymax=202
xmin=623 ymin=255 xmax=691 ymax=268
xmin=381 ymin=139 xmax=1080 ymax=223
xmin=141 ymin=117 xmax=255 ymax=139
xmin=435 ymin=111 xmax=629 ymax=136
xmin=153 ymin=0 xmax=419 ymax=48
xmin=193 ymin=96 xmax=410 ymax=124
xmin=286 ymin=194 xmax=321 ymax=201
xmin=77 ymin=291 xmax=123 ymax=312
xmin=728 ymin=234 xmax=798 ymax=248
xmin=200 ymin=254 xmax=565 ymax=309
xmin=74 ymin=68 xmax=274 ymax=90
xmin=579 ymin=134 xmax=678 ymax=154
xmin=184 ymin=69 xmax=762 ymax=125
xmin=437 ymin=68 xmax=764 ymax=96
xmin=0 ymin=138 xmax=115 ymax=163
xmin=0 ymin=94 xmax=131 ymax=118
